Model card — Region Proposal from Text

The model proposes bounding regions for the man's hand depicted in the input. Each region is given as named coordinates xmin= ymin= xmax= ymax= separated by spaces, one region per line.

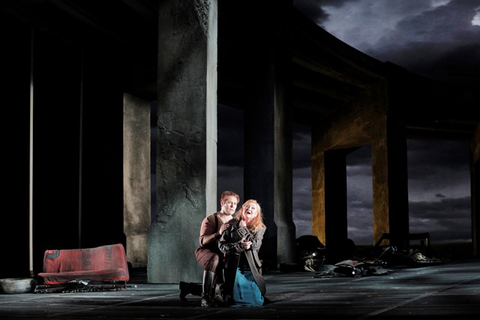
xmin=219 ymin=223 xmax=229 ymax=234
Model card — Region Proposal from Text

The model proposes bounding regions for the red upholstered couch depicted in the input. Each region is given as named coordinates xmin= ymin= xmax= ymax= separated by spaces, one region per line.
xmin=38 ymin=243 xmax=130 ymax=285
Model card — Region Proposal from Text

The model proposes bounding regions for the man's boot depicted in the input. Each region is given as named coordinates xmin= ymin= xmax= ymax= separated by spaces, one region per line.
xmin=179 ymin=281 xmax=202 ymax=302
xmin=213 ymin=283 xmax=224 ymax=305
xmin=201 ymin=271 xmax=215 ymax=307
xmin=222 ymin=257 xmax=238 ymax=306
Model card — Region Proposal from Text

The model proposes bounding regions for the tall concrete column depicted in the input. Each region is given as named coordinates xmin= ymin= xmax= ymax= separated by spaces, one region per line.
xmin=244 ymin=80 xmax=295 ymax=268
xmin=274 ymin=0 xmax=296 ymax=266
xmin=244 ymin=0 xmax=295 ymax=269
xmin=324 ymin=149 xmax=348 ymax=259
xmin=371 ymin=115 xmax=409 ymax=247
xmin=471 ymin=124 xmax=480 ymax=256
xmin=148 ymin=0 xmax=218 ymax=283
xmin=311 ymin=146 xmax=351 ymax=254
xmin=274 ymin=86 xmax=296 ymax=266
xmin=244 ymin=86 xmax=277 ymax=269
xmin=123 ymin=93 xmax=151 ymax=268
xmin=311 ymin=147 xmax=326 ymax=246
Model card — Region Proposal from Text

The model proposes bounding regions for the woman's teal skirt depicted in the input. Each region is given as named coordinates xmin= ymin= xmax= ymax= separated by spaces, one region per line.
xmin=232 ymin=268 xmax=264 ymax=307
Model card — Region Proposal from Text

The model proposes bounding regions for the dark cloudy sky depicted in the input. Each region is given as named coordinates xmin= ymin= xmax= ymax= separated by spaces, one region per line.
xmin=219 ymin=0 xmax=479 ymax=245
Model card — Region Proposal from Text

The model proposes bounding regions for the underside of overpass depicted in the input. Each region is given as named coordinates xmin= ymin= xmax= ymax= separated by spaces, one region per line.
xmin=1 ymin=0 xmax=478 ymax=281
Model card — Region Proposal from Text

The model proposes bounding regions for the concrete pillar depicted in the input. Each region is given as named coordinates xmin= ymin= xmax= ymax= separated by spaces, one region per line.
xmin=148 ymin=0 xmax=217 ymax=283
xmin=311 ymin=148 xmax=326 ymax=246
xmin=245 ymin=76 xmax=296 ymax=268
xmin=371 ymin=115 xmax=409 ymax=248
xmin=244 ymin=0 xmax=295 ymax=269
xmin=324 ymin=149 xmax=348 ymax=258
xmin=311 ymin=144 xmax=353 ymax=256
xmin=123 ymin=93 xmax=151 ymax=268
xmin=274 ymin=86 xmax=296 ymax=266
xmin=471 ymin=124 xmax=480 ymax=256
xmin=274 ymin=0 xmax=296 ymax=266
xmin=244 ymin=90 xmax=277 ymax=269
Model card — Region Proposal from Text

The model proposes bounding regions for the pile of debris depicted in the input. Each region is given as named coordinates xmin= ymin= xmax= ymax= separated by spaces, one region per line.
xmin=35 ymin=280 xmax=128 ymax=293
xmin=281 ymin=235 xmax=447 ymax=278
xmin=314 ymin=259 xmax=392 ymax=278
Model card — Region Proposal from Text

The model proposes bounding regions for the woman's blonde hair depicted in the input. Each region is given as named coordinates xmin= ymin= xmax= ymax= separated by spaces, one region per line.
xmin=235 ymin=199 xmax=266 ymax=233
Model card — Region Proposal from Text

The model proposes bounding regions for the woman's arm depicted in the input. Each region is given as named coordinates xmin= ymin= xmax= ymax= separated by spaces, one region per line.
xmin=250 ymin=227 xmax=265 ymax=251
xmin=219 ymin=219 xmax=267 ymax=253
xmin=219 ymin=222 xmax=244 ymax=254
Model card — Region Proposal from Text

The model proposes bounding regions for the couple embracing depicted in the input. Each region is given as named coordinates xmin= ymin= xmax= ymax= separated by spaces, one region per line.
xmin=181 ymin=191 xmax=267 ymax=307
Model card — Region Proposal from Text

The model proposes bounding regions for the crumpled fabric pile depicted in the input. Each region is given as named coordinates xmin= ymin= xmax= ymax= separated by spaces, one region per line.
xmin=308 ymin=247 xmax=446 ymax=278
xmin=313 ymin=259 xmax=393 ymax=278
xmin=397 ymin=248 xmax=447 ymax=265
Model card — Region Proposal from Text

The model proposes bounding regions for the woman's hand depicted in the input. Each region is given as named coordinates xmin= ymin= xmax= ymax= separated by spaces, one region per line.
xmin=241 ymin=238 xmax=252 ymax=250
xmin=239 ymin=220 xmax=246 ymax=228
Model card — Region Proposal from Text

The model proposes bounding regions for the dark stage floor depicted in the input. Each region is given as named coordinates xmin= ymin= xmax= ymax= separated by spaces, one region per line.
xmin=1 ymin=258 xmax=479 ymax=319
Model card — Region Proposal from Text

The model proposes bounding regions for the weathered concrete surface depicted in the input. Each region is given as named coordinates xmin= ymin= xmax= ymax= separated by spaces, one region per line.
xmin=311 ymin=81 xmax=409 ymax=249
xmin=123 ymin=93 xmax=151 ymax=269
xmin=311 ymin=83 xmax=388 ymax=247
xmin=148 ymin=0 xmax=218 ymax=283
